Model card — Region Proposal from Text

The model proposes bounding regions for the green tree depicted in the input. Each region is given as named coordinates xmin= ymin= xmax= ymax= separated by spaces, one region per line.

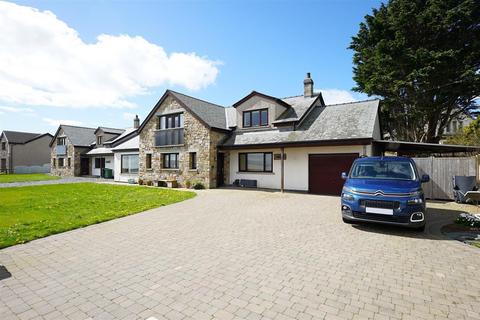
xmin=350 ymin=0 xmax=480 ymax=143
xmin=446 ymin=118 xmax=480 ymax=145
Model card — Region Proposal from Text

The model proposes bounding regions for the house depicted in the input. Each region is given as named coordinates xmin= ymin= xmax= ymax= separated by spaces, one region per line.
xmin=112 ymin=133 xmax=139 ymax=183
xmin=0 ymin=130 xmax=53 ymax=173
xmin=50 ymin=117 xmax=139 ymax=178
xmin=50 ymin=125 xmax=97 ymax=176
xmin=137 ymin=73 xmax=381 ymax=194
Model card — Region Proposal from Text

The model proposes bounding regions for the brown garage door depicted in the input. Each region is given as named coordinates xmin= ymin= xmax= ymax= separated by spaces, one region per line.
xmin=308 ymin=153 xmax=359 ymax=195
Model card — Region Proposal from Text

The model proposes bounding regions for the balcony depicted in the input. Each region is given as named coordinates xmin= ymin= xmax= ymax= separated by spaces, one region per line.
xmin=155 ymin=128 xmax=184 ymax=147
xmin=56 ymin=145 xmax=67 ymax=155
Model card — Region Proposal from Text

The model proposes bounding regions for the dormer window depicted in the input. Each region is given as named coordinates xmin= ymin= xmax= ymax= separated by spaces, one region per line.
xmin=97 ymin=136 xmax=103 ymax=145
xmin=243 ymin=109 xmax=268 ymax=128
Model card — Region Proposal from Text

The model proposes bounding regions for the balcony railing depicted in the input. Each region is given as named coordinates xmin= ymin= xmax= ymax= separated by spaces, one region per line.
xmin=56 ymin=145 xmax=67 ymax=155
xmin=155 ymin=128 xmax=184 ymax=147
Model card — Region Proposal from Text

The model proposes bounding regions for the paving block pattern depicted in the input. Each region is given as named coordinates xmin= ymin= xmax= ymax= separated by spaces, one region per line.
xmin=1 ymin=189 xmax=479 ymax=319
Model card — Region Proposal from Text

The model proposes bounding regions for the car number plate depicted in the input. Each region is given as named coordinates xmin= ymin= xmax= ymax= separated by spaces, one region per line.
xmin=365 ymin=207 xmax=393 ymax=215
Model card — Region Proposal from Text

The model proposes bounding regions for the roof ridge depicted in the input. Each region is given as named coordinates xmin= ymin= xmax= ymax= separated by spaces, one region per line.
xmin=61 ymin=124 xmax=97 ymax=130
xmin=3 ymin=130 xmax=41 ymax=135
xmin=168 ymin=89 xmax=226 ymax=109
xmin=281 ymin=93 xmax=320 ymax=100
xmin=325 ymin=98 xmax=380 ymax=107
xmin=99 ymin=126 xmax=124 ymax=130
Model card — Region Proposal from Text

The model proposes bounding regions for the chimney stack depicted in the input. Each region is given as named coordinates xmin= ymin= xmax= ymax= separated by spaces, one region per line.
xmin=134 ymin=115 xmax=140 ymax=129
xmin=303 ymin=72 xmax=314 ymax=97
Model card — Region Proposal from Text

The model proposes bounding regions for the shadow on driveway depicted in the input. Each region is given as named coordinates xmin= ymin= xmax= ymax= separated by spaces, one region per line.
xmin=351 ymin=206 xmax=463 ymax=241
xmin=0 ymin=265 xmax=11 ymax=281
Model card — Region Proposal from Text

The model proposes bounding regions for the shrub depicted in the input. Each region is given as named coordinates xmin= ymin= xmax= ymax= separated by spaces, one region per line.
xmin=455 ymin=213 xmax=480 ymax=228
xmin=185 ymin=180 xmax=191 ymax=188
xmin=138 ymin=179 xmax=144 ymax=185
xmin=145 ymin=180 xmax=153 ymax=187
xmin=193 ymin=182 xmax=205 ymax=190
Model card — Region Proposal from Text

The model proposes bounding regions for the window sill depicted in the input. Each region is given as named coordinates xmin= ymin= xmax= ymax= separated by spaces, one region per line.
xmin=236 ymin=171 xmax=274 ymax=175
xmin=161 ymin=168 xmax=180 ymax=171
xmin=146 ymin=168 xmax=153 ymax=171
xmin=189 ymin=169 xmax=198 ymax=172
xmin=155 ymin=144 xmax=184 ymax=148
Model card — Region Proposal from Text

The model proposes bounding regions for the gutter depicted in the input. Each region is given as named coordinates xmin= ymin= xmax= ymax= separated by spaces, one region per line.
xmin=218 ymin=138 xmax=373 ymax=150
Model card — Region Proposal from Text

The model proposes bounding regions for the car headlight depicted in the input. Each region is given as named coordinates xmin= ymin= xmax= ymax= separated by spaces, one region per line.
xmin=408 ymin=190 xmax=422 ymax=197
xmin=407 ymin=198 xmax=423 ymax=205
xmin=342 ymin=192 xmax=354 ymax=201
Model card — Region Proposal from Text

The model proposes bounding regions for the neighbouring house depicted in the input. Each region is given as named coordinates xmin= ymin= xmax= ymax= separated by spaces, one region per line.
xmin=137 ymin=73 xmax=381 ymax=194
xmin=441 ymin=110 xmax=478 ymax=142
xmin=50 ymin=117 xmax=139 ymax=178
xmin=50 ymin=125 xmax=97 ymax=177
xmin=0 ymin=130 xmax=53 ymax=173
xmin=112 ymin=133 xmax=139 ymax=183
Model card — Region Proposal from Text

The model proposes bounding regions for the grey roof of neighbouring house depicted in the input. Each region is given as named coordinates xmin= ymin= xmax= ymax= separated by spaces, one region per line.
xmin=98 ymin=127 xmax=125 ymax=135
xmin=169 ymin=90 xmax=228 ymax=130
xmin=222 ymin=99 xmax=380 ymax=147
xmin=59 ymin=125 xmax=97 ymax=147
xmin=1 ymin=131 xmax=43 ymax=144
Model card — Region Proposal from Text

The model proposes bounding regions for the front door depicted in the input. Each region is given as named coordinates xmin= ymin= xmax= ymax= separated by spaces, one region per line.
xmin=216 ymin=153 xmax=225 ymax=187
xmin=80 ymin=158 xmax=89 ymax=175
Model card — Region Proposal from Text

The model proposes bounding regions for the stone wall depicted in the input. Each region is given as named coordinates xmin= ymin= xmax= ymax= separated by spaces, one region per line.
xmin=50 ymin=129 xmax=78 ymax=177
xmin=0 ymin=135 xmax=9 ymax=171
xmin=139 ymin=95 xmax=228 ymax=188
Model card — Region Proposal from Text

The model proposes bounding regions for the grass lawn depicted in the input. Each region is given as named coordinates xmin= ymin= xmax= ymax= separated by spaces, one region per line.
xmin=0 ymin=183 xmax=195 ymax=248
xmin=0 ymin=173 xmax=60 ymax=183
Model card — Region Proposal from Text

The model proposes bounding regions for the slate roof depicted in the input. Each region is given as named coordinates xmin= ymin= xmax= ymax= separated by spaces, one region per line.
xmin=222 ymin=99 xmax=380 ymax=147
xmin=275 ymin=94 xmax=320 ymax=123
xmin=168 ymin=90 xmax=228 ymax=130
xmin=105 ymin=128 xmax=137 ymax=144
xmin=98 ymin=127 xmax=125 ymax=135
xmin=59 ymin=125 xmax=97 ymax=147
xmin=112 ymin=134 xmax=139 ymax=151
xmin=2 ymin=131 xmax=43 ymax=144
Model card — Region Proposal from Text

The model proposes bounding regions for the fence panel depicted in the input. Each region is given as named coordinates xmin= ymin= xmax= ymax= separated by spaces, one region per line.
xmin=412 ymin=157 xmax=477 ymax=200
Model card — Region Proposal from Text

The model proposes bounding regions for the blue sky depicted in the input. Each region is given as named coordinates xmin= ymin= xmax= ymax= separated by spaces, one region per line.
xmin=0 ymin=0 xmax=382 ymax=134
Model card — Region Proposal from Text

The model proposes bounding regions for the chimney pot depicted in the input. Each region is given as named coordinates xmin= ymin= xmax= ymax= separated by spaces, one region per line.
xmin=304 ymin=72 xmax=314 ymax=97
xmin=134 ymin=115 xmax=140 ymax=128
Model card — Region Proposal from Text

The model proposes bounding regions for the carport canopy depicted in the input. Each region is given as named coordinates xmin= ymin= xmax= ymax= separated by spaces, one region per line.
xmin=374 ymin=140 xmax=480 ymax=156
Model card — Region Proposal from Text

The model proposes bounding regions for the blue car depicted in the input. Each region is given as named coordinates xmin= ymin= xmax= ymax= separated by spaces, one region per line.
xmin=340 ymin=156 xmax=429 ymax=231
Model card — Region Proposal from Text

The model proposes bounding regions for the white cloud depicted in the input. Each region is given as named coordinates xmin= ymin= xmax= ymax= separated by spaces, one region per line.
xmin=0 ymin=1 xmax=220 ymax=109
xmin=0 ymin=106 xmax=35 ymax=113
xmin=43 ymin=117 xmax=82 ymax=127
xmin=318 ymin=89 xmax=357 ymax=105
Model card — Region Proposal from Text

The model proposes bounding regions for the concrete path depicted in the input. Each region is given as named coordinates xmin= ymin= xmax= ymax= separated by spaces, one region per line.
xmin=0 ymin=177 xmax=111 ymax=188
xmin=1 ymin=189 xmax=479 ymax=320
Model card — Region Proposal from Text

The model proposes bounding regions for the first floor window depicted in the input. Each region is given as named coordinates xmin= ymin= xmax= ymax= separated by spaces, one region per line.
xmin=146 ymin=153 xmax=152 ymax=169
xmin=97 ymin=136 xmax=103 ymax=146
xmin=57 ymin=137 xmax=66 ymax=145
xmin=189 ymin=152 xmax=197 ymax=170
xmin=121 ymin=154 xmax=139 ymax=174
xmin=67 ymin=158 xmax=71 ymax=167
xmin=58 ymin=157 xmax=64 ymax=167
xmin=158 ymin=113 xmax=184 ymax=129
xmin=53 ymin=158 xmax=56 ymax=167
xmin=243 ymin=109 xmax=268 ymax=127
xmin=239 ymin=152 xmax=273 ymax=172
xmin=162 ymin=153 xmax=179 ymax=169
xmin=1 ymin=142 xmax=5 ymax=150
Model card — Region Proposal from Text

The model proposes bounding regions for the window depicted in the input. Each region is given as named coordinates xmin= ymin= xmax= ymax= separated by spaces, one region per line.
xmin=158 ymin=113 xmax=184 ymax=129
xmin=58 ymin=157 xmax=64 ymax=167
xmin=162 ymin=153 xmax=179 ymax=169
xmin=121 ymin=155 xmax=139 ymax=174
xmin=94 ymin=158 xmax=105 ymax=169
xmin=243 ymin=109 xmax=268 ymax=128
xmin=189 ymin=152 xmax=197 ymax=170
xmin=97 ymin=136 xmax=103 ymax=145
xmin=53 ymin=158 xmax=56 ymax=167
xmin=1 ymin=142 xmax=5 ymax=150
xmin=67 ymin=157 xmax=71 ymax=167
xmin=146 ymin=154 xmax=152 ymax=170
xmin=239 ymin=152 xmax=273 ymax=172
xmin=57 ymin=137 xmax=66 ymax=145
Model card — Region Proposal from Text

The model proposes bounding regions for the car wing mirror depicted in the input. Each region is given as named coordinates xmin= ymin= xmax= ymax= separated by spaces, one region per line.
xmin=421 ymin=174 xmax=430 ymax=183
xmin=341 ymin=172 xmax=348 ymax=180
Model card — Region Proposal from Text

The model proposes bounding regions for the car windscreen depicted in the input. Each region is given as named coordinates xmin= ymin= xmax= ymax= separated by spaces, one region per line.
xmin=350 ymin=161 xmax=416 ymax=180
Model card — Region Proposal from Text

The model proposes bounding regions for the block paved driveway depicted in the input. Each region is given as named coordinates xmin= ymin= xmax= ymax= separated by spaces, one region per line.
xmin=1 ymin=189 xmax=479 ymax=320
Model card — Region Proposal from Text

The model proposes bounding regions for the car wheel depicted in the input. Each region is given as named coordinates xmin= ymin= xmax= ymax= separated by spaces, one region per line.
xmin=342 ymin=217 xmax=354 ymax=224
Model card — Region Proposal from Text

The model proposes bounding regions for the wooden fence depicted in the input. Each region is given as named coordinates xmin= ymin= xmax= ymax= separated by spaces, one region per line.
xmin=412 ymin=156 xmax=478 ymax=200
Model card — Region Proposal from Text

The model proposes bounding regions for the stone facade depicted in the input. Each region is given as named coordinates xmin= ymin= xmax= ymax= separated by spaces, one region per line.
xmin=0 ymin=135 xmax=9 ymax=172
xmin=50 ymin=129 xmax=84 ymax=177
xmin=139 ymin=96 xmax=228 ymax=188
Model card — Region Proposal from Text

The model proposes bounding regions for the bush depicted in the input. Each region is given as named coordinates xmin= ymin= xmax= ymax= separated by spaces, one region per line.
xmin=455 ymin=213 xmax=480 ymax=228
xmin=138 ymin=179 xmax=144 ymax=185
xmin=145 ymin=180 xmax=153 ymax=187
xmin=193 ymin=182 xmax=205 ymax=190
xmin=185 ymin=180 xmax=191 ymax=188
